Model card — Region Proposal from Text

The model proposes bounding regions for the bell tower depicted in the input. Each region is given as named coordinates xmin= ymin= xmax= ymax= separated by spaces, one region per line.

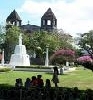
xmin=6 ymin=10 xmax=22 ymax=27
xmin=41 ymin=8 xmax=57 ymax=32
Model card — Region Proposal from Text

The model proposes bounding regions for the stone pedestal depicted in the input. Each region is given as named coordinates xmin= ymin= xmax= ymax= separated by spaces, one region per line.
xmin=9 ymin=34 xmax=30 ymax=66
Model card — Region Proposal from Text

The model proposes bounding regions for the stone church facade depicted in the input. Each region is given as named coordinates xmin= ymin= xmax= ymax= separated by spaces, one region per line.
xmin=6 ymin=8 xmax=57 ymax=33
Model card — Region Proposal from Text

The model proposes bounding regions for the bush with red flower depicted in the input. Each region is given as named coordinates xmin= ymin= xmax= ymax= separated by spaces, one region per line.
xmin=77 ymin=56 xmax=92 ymax=63
xmin=50 ymin=49 xmax=75 ymax=65
xmin=77 ymin=56 xmax=93 ymax=71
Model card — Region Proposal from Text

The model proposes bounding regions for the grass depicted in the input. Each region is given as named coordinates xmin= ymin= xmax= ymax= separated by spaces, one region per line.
xmin=0 ymin=67 xmax=93 ymax=90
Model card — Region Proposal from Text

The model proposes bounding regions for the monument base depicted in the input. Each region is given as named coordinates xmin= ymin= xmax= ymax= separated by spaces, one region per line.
xmin=9 ymin=54 xmax=30 ymax=66
xmin=9 ymin=34 xmax=30 ymax=67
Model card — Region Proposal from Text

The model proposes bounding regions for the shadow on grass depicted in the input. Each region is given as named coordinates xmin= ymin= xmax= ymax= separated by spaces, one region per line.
xmin=0 ymin=85 xmax=92 ymax=100
xmin=0 ymin=84 xmax=14 ymax=89
xmin=45 ymin=72 xmax=69 ymax=76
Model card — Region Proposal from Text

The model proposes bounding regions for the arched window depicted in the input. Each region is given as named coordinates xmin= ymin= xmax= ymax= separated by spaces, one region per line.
xmin=47 ymin=20 xmax=51 ymax=25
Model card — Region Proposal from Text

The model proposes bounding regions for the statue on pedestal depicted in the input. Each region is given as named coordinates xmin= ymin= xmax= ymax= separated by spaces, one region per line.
xmin=19 ymin=33 xmax=22 ymax=45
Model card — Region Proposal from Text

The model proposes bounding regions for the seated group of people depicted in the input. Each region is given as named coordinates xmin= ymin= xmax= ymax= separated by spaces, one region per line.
xmin=15 ymin=75 xmax=51 ymax=89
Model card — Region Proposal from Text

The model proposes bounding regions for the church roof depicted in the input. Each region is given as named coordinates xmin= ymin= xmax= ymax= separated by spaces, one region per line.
xmin=21 ymin=24 xmax=40 ymax=33
xmin=42 ymin=8 xmax=56 ymax=19
xmin=6 ymin=10 xmax=21 ymax=21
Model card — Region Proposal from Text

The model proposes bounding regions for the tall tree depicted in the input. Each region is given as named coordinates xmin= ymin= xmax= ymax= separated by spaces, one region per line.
xmin=4 ymin=26 xmax=21 ymax=62
xmin=27 ymin=31 xmax=61 ymax=58
xmin=78 ymin=30 xmax=93 ymax=58
xmin=0 ymin=25 xmax=6 ymax=50
xmin=27 ymin=31 xmax=74 ymax=60
xmin=76 ymin=30 xmax=93 ymax=71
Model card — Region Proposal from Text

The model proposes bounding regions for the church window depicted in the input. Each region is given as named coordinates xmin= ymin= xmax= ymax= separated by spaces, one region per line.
xmin=47 ymin=20 xmax=51 ymax=25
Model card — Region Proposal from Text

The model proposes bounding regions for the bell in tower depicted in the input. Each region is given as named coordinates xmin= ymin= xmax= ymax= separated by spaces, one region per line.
xmin=41 ymin=8 xmax=57 ymax=32
xmin=6 ymin=10 xmax=22 ymax=28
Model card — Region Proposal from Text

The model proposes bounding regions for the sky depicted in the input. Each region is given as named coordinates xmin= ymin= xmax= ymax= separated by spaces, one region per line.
xmin=0 ymin=0 xmax=93 ymax=37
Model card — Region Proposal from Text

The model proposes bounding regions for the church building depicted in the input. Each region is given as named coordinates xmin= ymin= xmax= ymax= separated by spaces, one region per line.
xmin=6 ymin=8 xmax=57 ymax=33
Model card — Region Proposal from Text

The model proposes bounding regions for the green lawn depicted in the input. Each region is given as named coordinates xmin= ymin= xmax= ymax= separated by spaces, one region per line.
xmin=0 ymin=67 xmax=93 ymax=90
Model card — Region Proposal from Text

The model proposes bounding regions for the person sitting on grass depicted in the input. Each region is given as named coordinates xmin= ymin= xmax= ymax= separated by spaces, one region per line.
xmin=36 ymin=75 xmax=44 ymax=88
xmin=31 ymin=76 xmax=37 ymax=87
xmin=24 ymin=78 xmax=31 ymax=89
xmin=15 ymin=78 xmax=23 ymax=89
xmin=45 ymin=79 xmax=51 ymax=89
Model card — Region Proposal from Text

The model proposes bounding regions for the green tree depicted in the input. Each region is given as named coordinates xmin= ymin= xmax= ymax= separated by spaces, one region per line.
xmin=78 ymin=30 xmax=93 ymax=57
xmin=0 ymin=25 xmax=6 ymax=50
xmin=76 ymin=30 xmax=93 ymax=71
xmin=27 ymin=31 xmax=61 ymax=58
xmin=53 ymin=32 xmax=74 ymax=49
xmin=4 ymin=26 xmax=21 ymax=62
xmin=27 ymin=31 xmax=74 ymax=62
xmin=3 ymin=25 xmax=75 ymax=64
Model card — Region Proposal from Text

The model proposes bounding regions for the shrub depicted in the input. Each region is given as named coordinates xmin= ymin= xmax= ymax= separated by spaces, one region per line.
xmin=50 ymin=49 xmax=75 ymax=64
xmin=77 ymin=56 xmax=92 ymax=63
xmin=0 ymin=67 xmax=11 ymax=72
xmin=77 ymin=56 xmax=93 ymax=71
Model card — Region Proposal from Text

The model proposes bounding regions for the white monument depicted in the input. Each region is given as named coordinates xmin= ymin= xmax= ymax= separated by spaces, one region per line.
xmin=9 ymin=33 xmax=30 ymax=66
xmin=45 ymin=45 xmax=49 ymax=67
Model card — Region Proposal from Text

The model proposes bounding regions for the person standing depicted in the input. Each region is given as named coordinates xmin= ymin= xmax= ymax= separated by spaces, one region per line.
xmin=52 ymin=66 xmax=59 ymax=87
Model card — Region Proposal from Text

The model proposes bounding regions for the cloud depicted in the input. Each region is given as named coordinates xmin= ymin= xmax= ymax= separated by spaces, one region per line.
xmin=17 ymin=0 xmax=93 ymax=37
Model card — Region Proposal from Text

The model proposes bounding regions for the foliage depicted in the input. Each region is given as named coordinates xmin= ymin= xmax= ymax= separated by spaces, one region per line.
xmin=77 ymin=55 xmax=93 ymax=71
xmin=27 ymin=31 xmax=62 ymax=58
xmin=77 ymin=56 xmax=92 ymax=63
xmin=1 ymin=87 xmax=93 ymax=100
xmin=0 ymin=67 xmax=11 ymax=72
xmin=4 ymin=26 xmax=22 ymax=61
xmin=78 ymin=30 xmax=93 ymax=57
xmin=0 ymin=25 xmax=6 ymax=50
xmin=53 ymin=32 xmax=74 ymax=49
xmin=50 ymin=49 xmax=75 ymax=64
xmin=77 ymin=30 xmax=93 ymax=71
xmin=0 ymin=24 xmax=74 ymax=62
xmin=27 ymin=31 xmax=74 ymax=60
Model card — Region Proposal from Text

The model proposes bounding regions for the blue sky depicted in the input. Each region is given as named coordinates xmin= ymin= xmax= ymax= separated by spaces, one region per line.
xmin=0 ymin=0 xmax=93 ymax=37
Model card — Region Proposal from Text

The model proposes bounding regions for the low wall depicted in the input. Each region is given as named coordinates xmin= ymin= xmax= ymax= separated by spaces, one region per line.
xmin=14 ymin=67 xmax=76 ymax=74
xmin=14 ymin=67 xmax=53 ymax=73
